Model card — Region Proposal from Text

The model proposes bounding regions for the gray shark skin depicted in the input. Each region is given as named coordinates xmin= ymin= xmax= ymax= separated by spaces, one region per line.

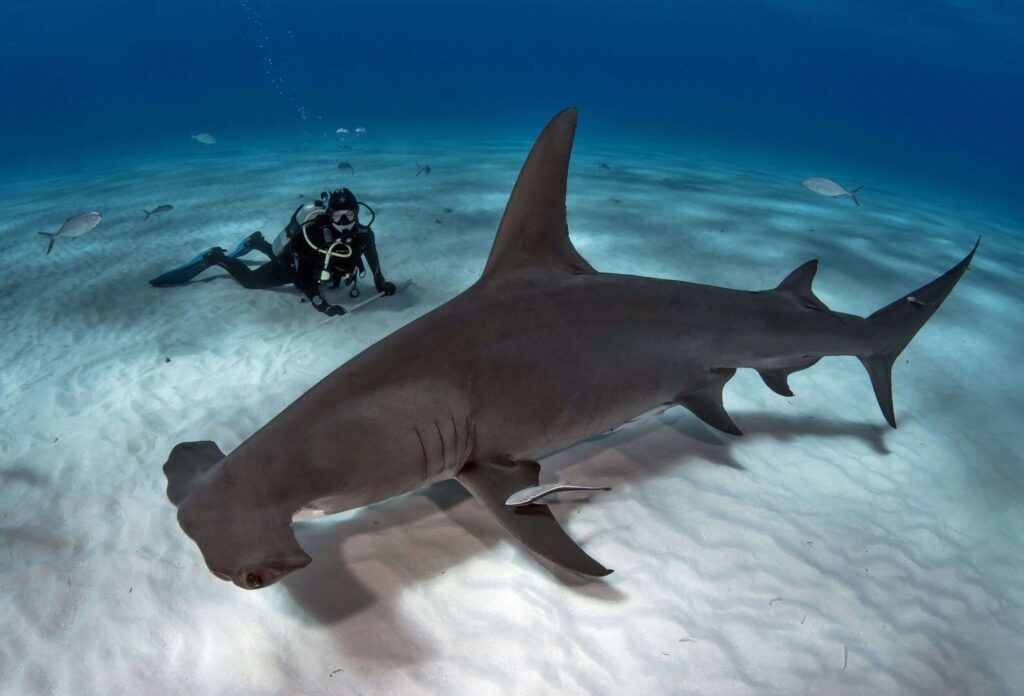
xmin=163 ymin=108 xmax=976 ymax=590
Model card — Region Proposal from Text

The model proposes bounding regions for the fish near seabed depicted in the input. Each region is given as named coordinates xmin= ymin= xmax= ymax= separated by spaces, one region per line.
xmin=39 ymin=211 xmax=102 ymax=255
xmin=162 ymin=108 xmax=976 ymax=590
xmin=143 ymin=204 xmax=174 ymax=220
xmin=337 ymin=161 xmax=354 ymax=173
xmin=803 ymin=177 xmax=863 ymax=206
xmin=191 ymin=132 xmax=217 ymax=145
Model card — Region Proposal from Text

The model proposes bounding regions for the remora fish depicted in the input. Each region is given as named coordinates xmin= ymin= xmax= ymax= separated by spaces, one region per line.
xmin=506 ymin=483 xmax=612 ymax=507
xmin=802 ymin=177 xmax=863 ymax=206
xmin=39 ymin=211 xmax=102 ymax=255
xmin=143 ymin=204 xmax=174 ymax=220
xmin=191 ymin=132 xmax=217 ymax=145
xmin=162 ymin=108 xmax=976 ymax=590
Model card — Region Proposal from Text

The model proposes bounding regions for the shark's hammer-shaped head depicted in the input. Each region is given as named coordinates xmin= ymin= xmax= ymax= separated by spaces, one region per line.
xmin=177 ymin=490 xmax=311 ymax=590
xmin=164 ymin=442 xmax=312 ymax=590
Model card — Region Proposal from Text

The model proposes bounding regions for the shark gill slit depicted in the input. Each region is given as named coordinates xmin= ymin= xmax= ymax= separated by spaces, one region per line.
xmin=433 ymin=421 xmax=447 ymax=475
xmin=414 ymin=427 xmax=429 ymax=481
xmin=449 ymin=416 xmax=460 ymax=471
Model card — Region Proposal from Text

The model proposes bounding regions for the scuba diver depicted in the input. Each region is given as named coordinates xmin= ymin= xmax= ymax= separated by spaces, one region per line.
xmin=150 ymin=188 xmax=396 ymax=316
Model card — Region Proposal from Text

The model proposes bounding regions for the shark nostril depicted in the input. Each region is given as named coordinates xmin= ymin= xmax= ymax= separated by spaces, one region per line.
xmin=246 ymin=571 xmax=265 ymax=588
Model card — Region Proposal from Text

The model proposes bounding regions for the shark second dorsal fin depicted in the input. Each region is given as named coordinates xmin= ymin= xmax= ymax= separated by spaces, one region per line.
xmin=775 ymin=259 xmax=830 ymax=312
xmin=479 ymin=108 xmax=596 ymax=283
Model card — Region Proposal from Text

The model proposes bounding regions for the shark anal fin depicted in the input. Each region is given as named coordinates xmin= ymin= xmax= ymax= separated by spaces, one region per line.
xmin=455 ymin=459 xmax=612 ymax=577
xmin=757 ymin=357 xmax=821 ymax=397
xmin=759 ymin=370 xmax=795 ymax=397
xmin=678 ymin=368 xmax=742 ymax=435
xmin=163 ymin=440 xmax=225 ymax=506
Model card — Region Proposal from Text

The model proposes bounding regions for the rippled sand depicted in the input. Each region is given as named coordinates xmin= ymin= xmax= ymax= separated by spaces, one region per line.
xmin=0 ymin=132 xmax=1021 ymax=695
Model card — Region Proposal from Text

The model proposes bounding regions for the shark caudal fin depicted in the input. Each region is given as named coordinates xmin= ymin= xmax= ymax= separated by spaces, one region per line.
xmin=859 ymin=239 xmax=978 ymax=428
xmin=163 ymin=440 xmax=226 ymax=505
xmin=478 ymin=107 xmax=596 ymax=283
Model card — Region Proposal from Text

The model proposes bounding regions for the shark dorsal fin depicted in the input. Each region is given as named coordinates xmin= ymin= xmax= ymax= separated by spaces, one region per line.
xmin=479 ymin=108 xmax=596 ymax=282
xmin=776 ymin=259 xmax=830 ymax=311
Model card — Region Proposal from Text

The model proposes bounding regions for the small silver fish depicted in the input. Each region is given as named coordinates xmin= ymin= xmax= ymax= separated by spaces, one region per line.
xmin=191 ymin=132 xmax=217 ymax=145
xmin=802 ymin=177 xmax=863 ymax=206
xmin=337 ymin=162 xmax=354 ymax=173
xmin=355 ymin=127 xmax=366 ymax=135
xmin=505 ymin=482 xmax=611 ymax=507
xmin=416 ymin=163 xmax=431 ymax=175
xmin=336 ymin=128 xmax=349 ymax=134
xmin=39 ymin=211 xmax=102 ymax=255
xmin=143 ymin=204 xmax=174 ymax=220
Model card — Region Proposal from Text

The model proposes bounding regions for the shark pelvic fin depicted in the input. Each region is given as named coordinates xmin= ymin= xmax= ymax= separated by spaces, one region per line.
xmin=776 ymin=259 xmax=830 ymax=311
xmin=163 ymin=440 xmax=225 ymax=506
xmin=455 ymin=458 xmax=612 ymax=577
xmin=678 ymin=368 xmax=743 ymax=435
xmin=479 ymin=107 xmax=596 ymax=283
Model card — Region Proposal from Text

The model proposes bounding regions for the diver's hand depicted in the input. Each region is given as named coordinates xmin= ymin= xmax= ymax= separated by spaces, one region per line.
xmin=380 ymin=281 xmax=396 ymax=296
xmin=325 ymin=304 xmax=346 ymax=317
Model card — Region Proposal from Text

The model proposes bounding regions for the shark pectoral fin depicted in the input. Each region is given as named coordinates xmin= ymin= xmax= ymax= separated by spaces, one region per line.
xmin=455 ymin=459 xmax=612 ymax=577
xmin=163 ymin=440 xmax=225 ymax=506
xmin=678 ymin=368 xmax=743 ymax=435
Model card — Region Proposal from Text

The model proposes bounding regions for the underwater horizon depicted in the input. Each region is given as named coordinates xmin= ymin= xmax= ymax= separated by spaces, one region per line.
xmin=2 ymin=0 xmax=1022 ymax=218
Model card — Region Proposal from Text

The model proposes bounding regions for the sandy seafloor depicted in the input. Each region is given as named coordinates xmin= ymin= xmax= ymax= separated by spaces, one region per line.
xmin=0 ymin=129 xmax=1021 ymax=696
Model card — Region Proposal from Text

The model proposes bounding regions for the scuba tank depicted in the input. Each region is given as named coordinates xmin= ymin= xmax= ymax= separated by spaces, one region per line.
xmin=273 ymin=201 xmax=324 ymax=256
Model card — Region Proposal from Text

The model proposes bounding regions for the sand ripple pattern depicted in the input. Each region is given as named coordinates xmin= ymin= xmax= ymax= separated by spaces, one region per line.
xmin=0 ymin=141 xmax=1021 ymax=694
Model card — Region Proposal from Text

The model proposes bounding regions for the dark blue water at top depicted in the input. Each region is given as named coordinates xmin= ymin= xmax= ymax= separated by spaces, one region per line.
xmin=1 ymin=0 xmax=1021 ymax=216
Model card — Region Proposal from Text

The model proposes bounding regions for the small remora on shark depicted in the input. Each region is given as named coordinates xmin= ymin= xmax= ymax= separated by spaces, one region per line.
xmin=162 ymin=108 xmax=976 ymax=590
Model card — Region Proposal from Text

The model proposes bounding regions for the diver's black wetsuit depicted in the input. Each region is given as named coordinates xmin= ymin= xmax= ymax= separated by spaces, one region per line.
xmin=211 ymin=204 xmax=393 ymax=315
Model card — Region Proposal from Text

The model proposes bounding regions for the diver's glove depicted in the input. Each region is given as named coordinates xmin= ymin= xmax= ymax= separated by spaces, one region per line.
xmin=311 ymin=294 xmax=346 ymax=316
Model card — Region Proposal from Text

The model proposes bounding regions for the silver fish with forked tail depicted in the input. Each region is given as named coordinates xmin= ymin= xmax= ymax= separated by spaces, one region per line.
xmin=39 ymin=211 xmax=102 ymax=255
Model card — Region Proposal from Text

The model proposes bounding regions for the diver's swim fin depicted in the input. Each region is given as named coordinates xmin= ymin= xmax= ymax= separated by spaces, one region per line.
xmin=149 ymin=235 xmax=263 ymax=287
xmin=149 ymin=248 xmax=219 ymax=286
xmin=227 ymin=231 xmax=265 ymax=259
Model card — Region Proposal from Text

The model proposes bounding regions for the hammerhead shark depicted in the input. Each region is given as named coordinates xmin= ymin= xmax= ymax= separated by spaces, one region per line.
xmin=163 ymin=108 xmax=976 ymax=590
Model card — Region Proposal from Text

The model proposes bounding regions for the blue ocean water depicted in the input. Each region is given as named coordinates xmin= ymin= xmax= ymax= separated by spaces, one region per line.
xmin=2 ymin=0 xmax=1021 ymax=217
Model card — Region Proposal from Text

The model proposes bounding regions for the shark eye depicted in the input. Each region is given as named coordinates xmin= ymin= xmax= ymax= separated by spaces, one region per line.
xmin=246 ymin=572 xmax=265 ymax=588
